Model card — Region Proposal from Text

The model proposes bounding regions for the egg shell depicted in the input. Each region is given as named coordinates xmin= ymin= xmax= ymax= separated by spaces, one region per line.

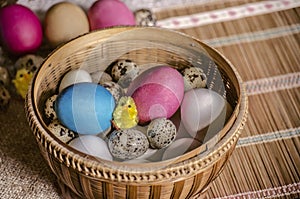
xmin=111 ymin=59 xmax=138 ymax=81
xmin=123 ymin=148 xmax=157 ymax=163
xmin=193 ymin=100 xmax=233 ymax=143
xmin=55 ymin=82 xmax=115 ymax=135
xmin=0 ymin=66 xmax=10 ymax=86
xmin=180 ymin=88 xmax=226 ymax=138
xmin=91 ymin=71 xmax=112 ymax=84
xmin=69 ymin=135 xmax=112 ymax=161
xmin=118 ymin=69 xmax=140 ymax=89
xmin=88 ymin=0 xmax=135 ymax=30
xmin=102 ymin=81 xmax=125 ymax=102
xmin=162 ymin=138 xmax=201 ymax=161
xmin=0 ymin=4 xmax=43 ymax=55
xmin=44 ymin=2 xmax=90 ymax=47
xmin=48 ymin=120 xmax=77 ymax=144
xmin=15 ymin=54 xmax=43 ymax=72
xmin=44 ymin=94 xmax=57 ymax=120
xmin=134 ymin=9 xmax=157 ymax=26
xmin=59 ymin=69 xmax=92 ymax=92
xmin=147 ymin=118 xmax=177 ymax=149
xmin=0 ymin=84 xmax=10 ymax=110
xmin=108 ymin=129 xmax=149 ymax=160
xmin=181 ymin=67 xmax=207 ymax=91
xmin=127 ymin=66 xmax=184 ymax=123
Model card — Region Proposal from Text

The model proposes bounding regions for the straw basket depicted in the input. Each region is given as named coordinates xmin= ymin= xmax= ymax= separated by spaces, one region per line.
xmin=25 ymin=27 xmax=248 ymax=199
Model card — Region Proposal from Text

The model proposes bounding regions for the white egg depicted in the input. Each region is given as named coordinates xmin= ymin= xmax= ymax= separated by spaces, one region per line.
xmin=162 ymin=138 xmax=201 ymax=161
xmin=180 ymin=88 xmax=227 ymax=138
xmin=69 ymin=135 xmax=113 ymax=161
xmin=59 ymin=69 xmax=92 ymax=92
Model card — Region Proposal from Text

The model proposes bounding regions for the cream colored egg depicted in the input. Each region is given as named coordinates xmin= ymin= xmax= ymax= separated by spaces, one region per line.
xmin=44 ymin=2 xmax=89 ymax=47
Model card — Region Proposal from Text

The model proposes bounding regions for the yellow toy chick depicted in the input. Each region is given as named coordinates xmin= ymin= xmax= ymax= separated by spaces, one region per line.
xmin=113 ymin=96 xmax=139 ymax=129
xmin=12 ymin=68 xmax=33 ymax=99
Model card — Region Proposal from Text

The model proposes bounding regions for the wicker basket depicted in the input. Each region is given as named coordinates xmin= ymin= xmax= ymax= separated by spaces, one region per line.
xmin=25 ymin=27 xmax=248 ymax=199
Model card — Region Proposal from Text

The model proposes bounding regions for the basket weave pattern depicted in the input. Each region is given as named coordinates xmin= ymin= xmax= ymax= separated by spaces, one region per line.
xmin=25 ymin=27 xmax=248 ymax=198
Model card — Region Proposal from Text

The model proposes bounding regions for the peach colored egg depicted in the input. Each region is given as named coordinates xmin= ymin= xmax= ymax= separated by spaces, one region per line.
xmin=44 ymin=2 xmax=89 ymax=47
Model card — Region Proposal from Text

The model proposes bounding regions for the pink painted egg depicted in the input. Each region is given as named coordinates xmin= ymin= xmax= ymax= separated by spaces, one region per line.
xmin=0 ymin=4 xmax=43 ymax=55
xmin=88 ymin=0 xmax=135 ymax=30
xmin=127 ymin=66 xmax=184 ymax=124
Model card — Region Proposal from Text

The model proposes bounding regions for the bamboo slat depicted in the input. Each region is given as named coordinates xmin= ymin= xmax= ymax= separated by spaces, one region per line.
xmin=156 ymin=1 xmax=300 ymax=198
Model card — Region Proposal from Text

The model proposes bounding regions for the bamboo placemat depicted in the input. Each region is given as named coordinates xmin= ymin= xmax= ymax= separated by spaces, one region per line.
xmin=0 ymin=0 xmax=299 ymax=198
xmin=153 ymin=0 xmax=300 ymax=198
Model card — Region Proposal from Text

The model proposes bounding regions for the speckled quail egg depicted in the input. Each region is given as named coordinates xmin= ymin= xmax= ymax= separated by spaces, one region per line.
xmin=108 ymin=129 xmax=149 ymax=160
xmin=44 ymin=94 xmax=57 ymax=120
xmin=181 ymin=67 xmax=207 ymax=91
xmin=14 ymin=54 xmax=43 ymax=73
xmin=0 ymin=66 xmax=10 ymax=86
xmin=48 ymin=119 xmax=78 ymax=144
xmin=102 ymin=81 xmax=125 ymax=102
xmin=0 ymin=84 xmax=10 ymax=110
xmin=118 ymin=69 xmax=140 ymax=89
xmin=111 ymin=59 xmax=139 ymax=87
xmin=147 ymin=118 xmax=177 ymax=149
xmin=134 ymin=9 xmax=157 ymax=26
xmin=90 ymin=71 xmax=112 ymax=85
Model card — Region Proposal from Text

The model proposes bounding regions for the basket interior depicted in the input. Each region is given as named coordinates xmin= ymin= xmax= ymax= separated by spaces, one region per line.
xmin=31 ymin=27 xmax=241 ymax=167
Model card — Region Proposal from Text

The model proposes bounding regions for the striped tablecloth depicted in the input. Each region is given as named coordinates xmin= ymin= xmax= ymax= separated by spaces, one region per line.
xmin=0 ymin=0 xmax=299 ymax=198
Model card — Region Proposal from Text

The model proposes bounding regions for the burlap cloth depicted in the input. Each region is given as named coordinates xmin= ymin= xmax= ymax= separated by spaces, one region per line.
xmin=0 ymin=0 xmax=299 ymax=198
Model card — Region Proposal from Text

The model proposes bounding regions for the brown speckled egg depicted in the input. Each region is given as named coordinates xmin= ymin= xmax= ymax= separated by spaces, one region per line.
xmin=0 ymin=84 xmax=10 ymax=110
xmin=15 ymin=54 xmax=44 ymax=73
xmin=102 ymin=81 xmax=125 ymax=102
xmin=134 ymin=8 xmax=157 ymax=26
xmin=48 ymin=120 xmax=78 ymax=144
xmin=134 ymin=9 xmax=157 ymax=26
xmin=181 ymin=67 xmax=207 ymax=91
xmin=147 ymin=118 xmax=176 ymax=149
xmin=108 ymin=129 xmax=149 ymax=160
xmin=0 ymin=66 xmax=10 ymax=86
xmin=111 ymin=59 xmax=139 ymax=82
xmin=44 ymin=94 xmax=57 ymax=120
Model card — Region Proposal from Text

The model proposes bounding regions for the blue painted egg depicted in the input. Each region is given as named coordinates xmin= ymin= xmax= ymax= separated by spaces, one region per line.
xmin=55 ymin=82 xmax=115 ymax=135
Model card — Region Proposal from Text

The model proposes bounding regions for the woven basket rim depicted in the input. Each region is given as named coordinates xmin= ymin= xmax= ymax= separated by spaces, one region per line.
xmin=26 ymin=26 xmax=248 ymax=183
